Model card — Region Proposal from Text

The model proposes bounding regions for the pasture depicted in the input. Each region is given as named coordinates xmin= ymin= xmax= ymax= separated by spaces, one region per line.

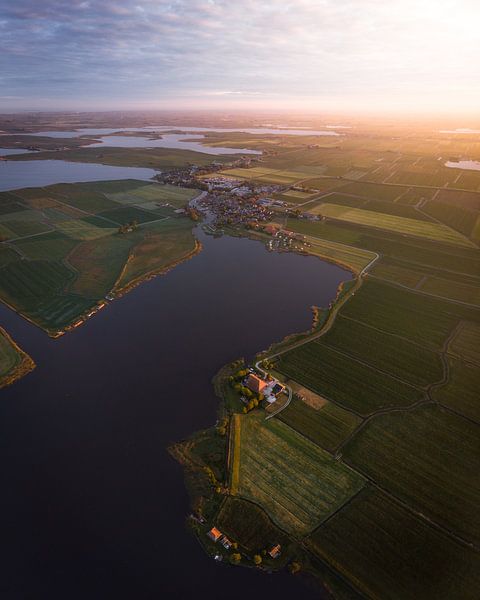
xmin=307 ymin=486 xmax=480 ymax=600
xmin=433 ymin=358 xmax=480 ymax=424
xmin=232 ymin=413 xmax=365 ymax=536
xmin=341 ymin=280 xmax=480 ymax=349
xmin=448 ymin=321 xmax=480 ymax=364
xmin=276 ymin=339 xmax=424 ymax=415
xmin=342 ymin=404 xmax=480 ymax=546
xmin=216 ymin=497 xmax=289 ymax=553
xmin=0 ymin=180 xmax=197 ymax=333
xmin=277 ymin=396 xmax=361 ymax=452
xmin=310 ymin=203 xmax=474 ymax=247
xmin=303 ymin=236 xmax=375 ymax=273
xmin=321 ymin=315 xmax=443 ymax=387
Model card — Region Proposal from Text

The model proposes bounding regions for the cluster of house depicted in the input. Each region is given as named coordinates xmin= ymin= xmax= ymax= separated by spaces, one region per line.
xmin=200 ymin=192 xmax=274 ymax=228
xmin=207 ymin=527 xmax=233 ymax=549
xmin=207 ymin=527 xmax=281 ymax=560
xmin=244 ymin=372 xmax=285 ymax=404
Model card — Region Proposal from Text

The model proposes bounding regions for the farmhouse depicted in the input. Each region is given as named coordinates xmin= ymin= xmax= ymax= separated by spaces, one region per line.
xmin=207 ymin=527 xmax=223 ymax=543
xmin=268 ymin=544 xmax=282 ymax=559
xmin=246 ymin=373 xmax=268 ymax=394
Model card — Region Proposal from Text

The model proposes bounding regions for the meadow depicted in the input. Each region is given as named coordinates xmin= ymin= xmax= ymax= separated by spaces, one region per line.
xmin=310 ymin=203 xmax=474 ymax=247
xmin=0 ymin=180 xmax=197 ymax=333
xmin=0 ymin=327 xmax=34 ymax=388
xmin=232 ymin=413 xmax=365 ymax=536
xmin=342 ymin=405 xmax=480 ymax=546
xmin=307 ymin=486 xmax=480 ymax=600
xmin=276 ymin=338 xmax=424 ymax=415
xmin=277 ymin=397 xmax=361 ymax=452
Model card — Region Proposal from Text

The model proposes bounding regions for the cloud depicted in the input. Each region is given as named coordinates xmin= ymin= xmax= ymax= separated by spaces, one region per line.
xmin=0 ymin=0 xmax=479 ymax=111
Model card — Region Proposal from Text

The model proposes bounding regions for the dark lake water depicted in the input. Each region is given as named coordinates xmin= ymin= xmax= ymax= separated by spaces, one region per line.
xmin=0 ymin=223 xmax=350 ymax=599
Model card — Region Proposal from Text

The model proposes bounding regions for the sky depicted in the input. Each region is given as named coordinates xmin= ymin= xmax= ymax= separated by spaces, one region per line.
xmin=1 ymin=0 xmax=479 ymax=114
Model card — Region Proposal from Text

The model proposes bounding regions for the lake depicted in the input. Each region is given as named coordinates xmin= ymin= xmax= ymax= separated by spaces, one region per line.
xmin=0 ymin=147 xmax=34 ymax=156
xmin=0 ymin=202 xmax=350 ymax=598
xmin=0 ymin=160 xmax=156 ymax=191
xmin=27 ymin=125 xmax=342 ymax=138
xmin=445 ymin=160 xmax=480 ymax=171
xmin=88 ymin=133 xmax=261 ymax=155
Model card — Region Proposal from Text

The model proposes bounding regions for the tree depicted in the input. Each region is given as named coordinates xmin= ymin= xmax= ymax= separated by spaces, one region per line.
xmin=230 ymin=553 xmax=241 ymax=564
xmin=288 ymin=561 xmax=301 ymax=574
xmin=242 ymin=407 xmax=247 ymax=414
xmin=253 ymin=554 xmax=262 ymax=565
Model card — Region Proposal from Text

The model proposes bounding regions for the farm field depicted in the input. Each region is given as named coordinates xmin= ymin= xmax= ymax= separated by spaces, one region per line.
xmin=215 ymin=497 xmax=290 ymax=553
xmin=419 ymin=275 xmax=480 ymax=305
xmin=303 ymin=236 xmax=376 ymax=273
xmin=218 ymin=166 xmax=308 ymax=184
xmin=310 ymin=202 xmax=474 ymax=247
xmin=276 ymin=340 xmax=424 ymax=415
xmin=448 ymin=321 xmax=480 ymax=364
xmin=320 ymin=315 xmax=443 ymax=387
xmin=307 ymin=486 xmax=480 ymax=600
xmin=0 ymin=180 xmax=197 ymax=333
xmin=334 ymin=181 xmax=407 ymax=201
xmin=340 ymin=279 xmax=480 ymax=349
xmin=0 ymin=327 xmax=35 ymax=388
xmin=433 ymin=358 xmax=480 ymax=424
xmin=231 ymin=413 xmax=365 ymax=536
xmin=342 ymin=404 xmax=480 ymax=546
xmin=277 ymin=396 xmax=361 ymax=452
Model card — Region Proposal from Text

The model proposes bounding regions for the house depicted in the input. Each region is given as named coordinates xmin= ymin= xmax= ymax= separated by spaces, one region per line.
xmin=246 ymin=373 xmax=267 ymax=394
xmin=207 ymin=527 xmax=223 ymax=543
xmin=268 ymin=544 xmax=282 ymax=559
xmin=264 ymin=224 xmax=279 ymax=236
xmin=221 ymin=536 xmax=232 ymax=550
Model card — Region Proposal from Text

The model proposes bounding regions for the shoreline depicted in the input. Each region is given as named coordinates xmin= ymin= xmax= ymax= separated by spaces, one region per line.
xmin=0 ymin=326 xmax=36 ymax=389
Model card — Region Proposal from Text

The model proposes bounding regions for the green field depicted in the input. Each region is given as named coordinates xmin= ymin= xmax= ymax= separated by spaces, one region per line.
xmin=310 ymin=203 xmax=474 ymax=247
xmin=218 ymin=167 xmax=307 ymax=184
xmin=303 ymin=236 xmax=376 ymax=273
xmin=342 ymin=405 xmax=480 ymax=546
xmin=335 ymin=181 xmax=407 ymax=202
xmin=216 ymin=496 xmax=289 ymax=553
xmin=448 ymin=321 xmax=480 ymax=364
xmin=341 ymin=280 xmax=480 ymax=349
xmin=0 ymin=181 xmax=197 ymax=333
xmin=433 ymin=358 xmax=480 ymax=424
xmin=277 ymin=397 xmax=361 ymax=452
xmin=0 ymin=327 xmax=33 ymax=387
xmin=232 ymin=413 xmax=365 ymax=536
xmin=276 ymin=339 xmax=424 ymax=415
xmin=107 ymin=183 xmax=197 ymax=208
xmin=307 ymin=486 xmax=480 ymax=600
xmin=320 ymin=315 xmax=443 ymax=387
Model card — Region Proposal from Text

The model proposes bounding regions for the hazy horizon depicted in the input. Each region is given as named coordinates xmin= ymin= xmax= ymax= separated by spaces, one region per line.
xmin=1 ymin=0 xmax=479 ymax=116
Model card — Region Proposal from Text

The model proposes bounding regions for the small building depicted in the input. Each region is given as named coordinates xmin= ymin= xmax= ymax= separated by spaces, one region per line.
xmin=264 ymin=224 xmax=279 ymax=236
xmin=207 ymin=527 xmax=223 ymax=543
xmin=221 ymin=536 xmax=232 ymax=550
xmin=246 ymin=373 xmax=267 ymax=394
xmin=271 ymin=383 xmax=285 ymax=396
xmin=269 ymin=544 xmax=282 ymax=559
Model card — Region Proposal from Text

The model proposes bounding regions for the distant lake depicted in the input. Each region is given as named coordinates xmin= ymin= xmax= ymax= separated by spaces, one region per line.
xmin=26 ymin=125 xmax=342 ymax=138
xmin=0 ymin=147 xmax=34 ymax=156
xmin=0 ymin=215 xmax=346 ymax=599
xmin=0 ymin=160 xmax=156 ymax=191
xmin=445 ymin=160 xmax=480 ymax=171
xmin=89 ymin=133 xmax=261 ymax=155
xmin=440 ymin=128 xmax=480 ymax=134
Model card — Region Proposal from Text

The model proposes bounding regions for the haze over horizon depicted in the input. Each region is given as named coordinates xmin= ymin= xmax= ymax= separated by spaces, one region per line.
xmin=1 ymin=0 xmax=479 ymax=116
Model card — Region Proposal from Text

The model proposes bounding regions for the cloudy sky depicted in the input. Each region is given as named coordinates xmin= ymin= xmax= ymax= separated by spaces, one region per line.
xmin=1 ymin=0 xmax=479 ymax=113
